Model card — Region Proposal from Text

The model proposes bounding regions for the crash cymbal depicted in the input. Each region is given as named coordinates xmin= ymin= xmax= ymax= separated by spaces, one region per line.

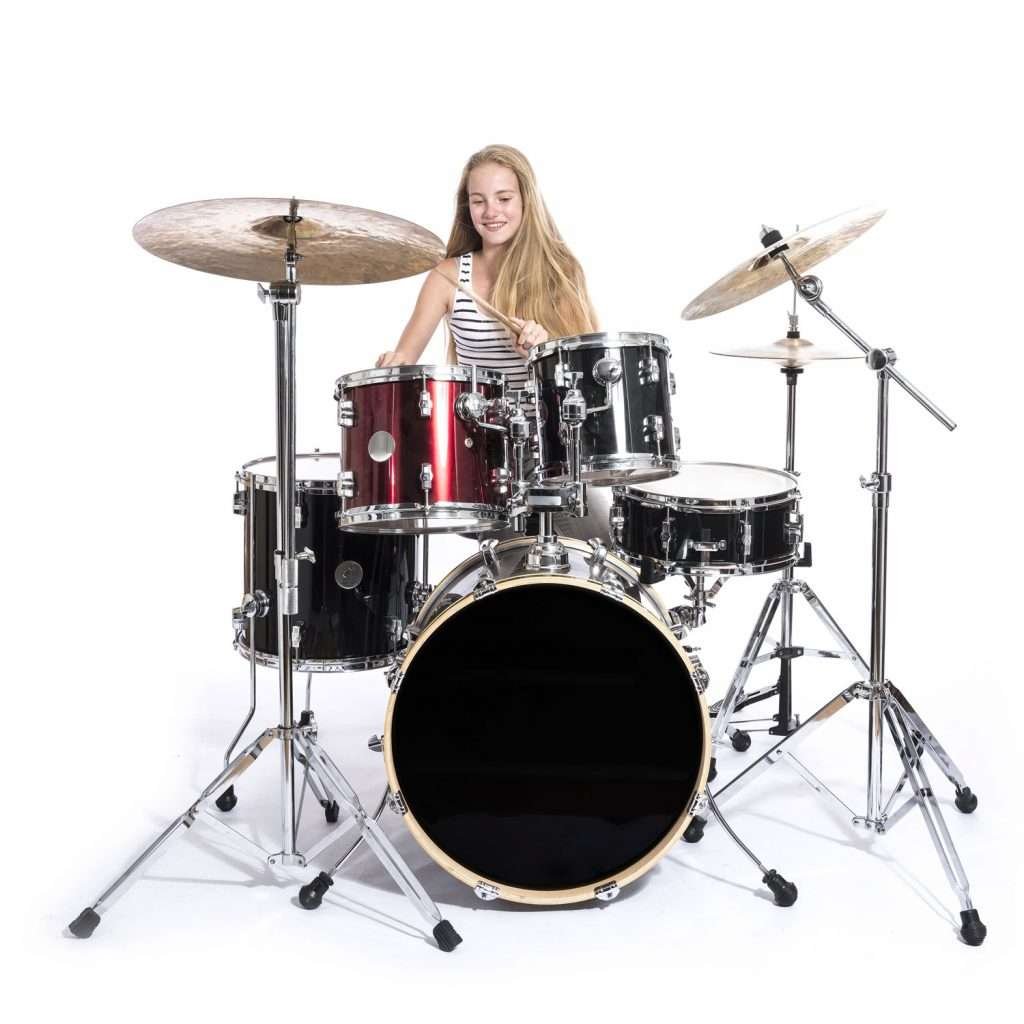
xmin=133 ymin=197 xmax=445 ymax=285
xmin=682 ymin=206 xmax=885 ymax=320
xmin=711 ymin=335 xmax=860 ymax=368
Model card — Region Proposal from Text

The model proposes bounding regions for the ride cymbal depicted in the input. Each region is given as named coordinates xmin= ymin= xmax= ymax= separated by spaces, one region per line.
xmin=133 ymin=197 xmax=444 ymax=285
xmin=682 ymin=206 xmax=885 ymax=320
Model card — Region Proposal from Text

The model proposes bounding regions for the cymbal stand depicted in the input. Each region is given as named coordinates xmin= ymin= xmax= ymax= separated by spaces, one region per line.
xmin=68 ymin=221 xmax=461 ymax=951
xmin=710 ymin=324 xmax=870 ymax=753
xmin=710 ymin=237 xmax=985 ymax=945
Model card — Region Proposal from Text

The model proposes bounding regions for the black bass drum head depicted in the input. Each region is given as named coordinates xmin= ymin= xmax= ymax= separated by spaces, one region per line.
xmin=385 ymin=576 xmax=708 ymax=903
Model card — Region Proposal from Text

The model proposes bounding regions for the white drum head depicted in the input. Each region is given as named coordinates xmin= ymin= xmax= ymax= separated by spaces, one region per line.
xmin=631 ymin=462 xmax=796 ymax=504
xmin=241 ymin=452 xmax=340 ymax=488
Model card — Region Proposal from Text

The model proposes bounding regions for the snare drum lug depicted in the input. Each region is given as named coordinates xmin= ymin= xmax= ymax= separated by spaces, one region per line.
xmin=785 ymin=511 xmax=804 ymax=544
xmin=337 ymin=470 xmax=356 ymax=499
xmin=594 ymin=882 xmax=620 ymax=902
xmin=473 ymin=882 xmax=501 ymax=901
xmin=660 ymin=514 xmax=673 ymax=555
xmin=741 ymin=520 xmax=753 ymax=558
xmin=387 ymin=790 xmax=408 ymax=816
xmin=336 ymin=400 xmax=355 ymax=428
xmin=232 ymin=491 xmax=248 ymax=515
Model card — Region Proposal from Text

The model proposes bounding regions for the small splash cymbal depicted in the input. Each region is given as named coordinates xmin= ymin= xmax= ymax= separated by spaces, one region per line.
xmin=711 ymin=335 xmax=861 ymax=368
xmin=133 ymin=197 xmax=445 ymax=285
xmin=683 ymin=206 xmax=886 ymax=320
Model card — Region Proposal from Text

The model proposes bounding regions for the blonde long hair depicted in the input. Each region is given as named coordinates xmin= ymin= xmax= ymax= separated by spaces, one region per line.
xmin=446 ymin=145 xmax=597 ymax=338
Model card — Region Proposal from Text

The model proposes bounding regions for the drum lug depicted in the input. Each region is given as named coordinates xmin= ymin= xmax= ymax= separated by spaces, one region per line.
xmin=419 ymin=389 xmax=433 ymax=418
xmin=473 ymin=574 xmax=497 ymax=600
xmin=740 ymin=519 xmax=753 ymax=558
xmin=673 ymin=425 xmax=681 ymax=451
xmin=644 ymin=414 xmax=664 ymax=444
xmin=490 ymin=467 xmax=510 ymax=494
xmin=600 ymin=576 xmax=625 ymax=601
xmin=669 ymin=370 xmax=677 ymax=396
xmin=639 ymin=356 xmax=660 ymax=385
xmin=420 ymin=463 xmax=434 ymax=494
xmin=336 ymin=399 xmax=355 ymax=428
xmin=586 ymin=537 xmax=609 ymax=579
xmin=689 ymin=791 xmax=709 ymax=817
xmin=594 ymin=882 xmax=620 ymax=902
xmin=367 ymin=734 xmax=383 ymax=754
xmin=473 ymin=882 xmax=501 ymax=901
xmin=785 ymin=510 xmax=804 ymax=545
xmin=610 ymin=501 xmax=625 ymax=545
xmin=682 ymin=645 xmax=710 ymax=694
xmin=232 ymin=490 xmax=248 ymax=515
xmin=387 ymin=789 xmax=408 ymax=816
xmin=660 ymin=513 xmax=673 ymax=556
xmin=290 ymin=623 xmax=303 ymax=650
xmin=337 ymin=470 xmax=356 ymax=499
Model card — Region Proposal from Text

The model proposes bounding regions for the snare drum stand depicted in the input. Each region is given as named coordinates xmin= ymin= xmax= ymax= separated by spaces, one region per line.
xmin=69 ymin=225 xmax=461 ymax=951
xmin=709 ymin=240 xmax=985 ymax=945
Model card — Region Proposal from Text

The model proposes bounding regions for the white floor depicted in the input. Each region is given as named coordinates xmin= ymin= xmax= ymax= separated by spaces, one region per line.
xmin=24 ymin=557 xmax=1019 ymax=1021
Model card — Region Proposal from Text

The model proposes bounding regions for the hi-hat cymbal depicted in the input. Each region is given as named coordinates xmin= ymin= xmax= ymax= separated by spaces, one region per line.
xmin=133 ymin=197 xmax=445 ymax=285
xmin=682 ymin=206 xmax=886 ymax=320
xmin=711 ymin=335 xmax=861 ymax=368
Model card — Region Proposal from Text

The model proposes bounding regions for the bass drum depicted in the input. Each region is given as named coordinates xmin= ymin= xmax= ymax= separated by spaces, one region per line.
xmin=383 ymin=537 xmax=710 ymax=904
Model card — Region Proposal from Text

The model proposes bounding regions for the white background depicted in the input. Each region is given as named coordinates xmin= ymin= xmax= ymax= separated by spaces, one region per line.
xmin=5 ymin=1 xmax=1022 ymax=1019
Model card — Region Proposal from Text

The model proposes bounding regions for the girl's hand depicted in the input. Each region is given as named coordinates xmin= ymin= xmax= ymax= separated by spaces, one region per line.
xmin=511 ymin=319 xmax=549 ymax=357
xmin=375 ymin=350 xmax=410 ymax=368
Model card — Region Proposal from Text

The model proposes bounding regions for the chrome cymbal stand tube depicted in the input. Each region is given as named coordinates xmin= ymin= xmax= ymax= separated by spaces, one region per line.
xmin=709 ymin=349 xmax=869 ymax=757
xmin=710 ymin=232 xmax=984 ymax=945
xmin=69 ymin=215 xmax=461 ymax=951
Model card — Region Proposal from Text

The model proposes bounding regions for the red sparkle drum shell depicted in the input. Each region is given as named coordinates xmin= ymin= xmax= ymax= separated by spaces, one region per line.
xmin=336 ymin=365 xmax=509 ymax=534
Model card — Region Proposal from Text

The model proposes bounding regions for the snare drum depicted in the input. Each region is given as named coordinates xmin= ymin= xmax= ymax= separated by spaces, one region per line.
xmin=235 ymin=453 xmax=417 ymax=671
xmin=529 ymin=332 xmax=679 ymax=485
xmin=384 ymin=537 xmax=710 ymax=904
xmin=335 ymin=365 xmax=509 ymax=533
xmin=613 ymin=462 xmax=803 ymax=575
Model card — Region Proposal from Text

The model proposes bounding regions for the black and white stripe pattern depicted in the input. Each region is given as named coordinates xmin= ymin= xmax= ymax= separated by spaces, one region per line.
xmin=448 ymin=251 xmax=528 ymax=393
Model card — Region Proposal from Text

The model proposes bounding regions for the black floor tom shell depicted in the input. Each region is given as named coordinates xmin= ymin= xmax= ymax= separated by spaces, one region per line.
xmin=613 ymin=462 xmax=803 ymax=576
xmin=384 ymin=536 xmax=710 ymax=904
xmin=235 ymin=453 xmax=417 ymax=672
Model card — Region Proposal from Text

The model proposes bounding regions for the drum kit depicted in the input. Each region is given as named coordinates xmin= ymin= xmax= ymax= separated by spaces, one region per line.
xmin=68 ymin=195 xmax=986 ymax=950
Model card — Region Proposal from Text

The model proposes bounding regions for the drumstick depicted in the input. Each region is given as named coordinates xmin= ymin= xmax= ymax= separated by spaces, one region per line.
xmin=431 ymin=265 xmax=522 ymax=337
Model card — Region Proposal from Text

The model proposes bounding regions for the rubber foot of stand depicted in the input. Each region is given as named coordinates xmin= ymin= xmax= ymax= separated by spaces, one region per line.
xmin=955 ymin=787 xmax=978 ymax=814
xmin=215 ymin=785 xmax=238 ymax=813
xmin=323 ymin=800 xmax=340 ymax=824
xmin=960 ymin=909 xmax=987 ymax=946
xmin=69 ymin=907 xmax=101 ymax=938
xmin=433 ymin=919 xmax=463 ymax=953
xmin=298 ymin=871 xmax=334 ymax=910
xmin=763 ymin=870 xmax=798 ymax=907
xmin=731 ymin=729 xmax=752 ymax=753
xmin=708 ymin=757 xmax=717 ymax=783
xmin=683 ymin=815 xmax=706 ymax=844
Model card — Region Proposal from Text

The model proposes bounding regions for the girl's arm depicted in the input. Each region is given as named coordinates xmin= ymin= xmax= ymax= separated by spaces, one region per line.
xmin=376 ymin=260 xmax=455 ymax=367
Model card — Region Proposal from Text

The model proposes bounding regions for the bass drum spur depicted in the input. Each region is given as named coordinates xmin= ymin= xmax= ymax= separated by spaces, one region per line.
xmin=383 ymin=537 xmax=710 ymax=904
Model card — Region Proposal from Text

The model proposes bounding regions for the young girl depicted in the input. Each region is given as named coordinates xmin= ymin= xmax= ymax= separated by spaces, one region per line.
xmin=375 ymin=144 xmax=597 ymax=378
xmin=376 ymin=144 xmax=610 ymax=543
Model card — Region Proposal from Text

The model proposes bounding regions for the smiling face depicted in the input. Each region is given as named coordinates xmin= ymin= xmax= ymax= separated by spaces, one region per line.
xmin=467 ymin=162 xmax=523 ymax=249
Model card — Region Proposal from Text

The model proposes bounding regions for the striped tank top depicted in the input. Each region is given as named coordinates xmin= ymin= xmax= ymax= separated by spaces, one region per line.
xmin=447 ymin=251 xmax=529 ymax=392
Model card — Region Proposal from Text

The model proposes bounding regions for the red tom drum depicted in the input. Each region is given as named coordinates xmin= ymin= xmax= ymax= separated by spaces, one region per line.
xmin=335 ymin=365 xmax=510 ymax=534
